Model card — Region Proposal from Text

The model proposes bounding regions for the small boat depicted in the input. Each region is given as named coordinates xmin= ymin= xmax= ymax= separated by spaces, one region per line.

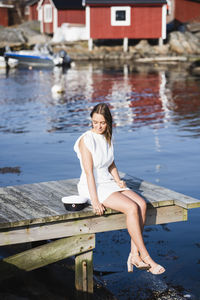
xmin=0 ymin=56 xmax=18 ymax=69
xmin=4 ymin=45 xmax=71 ymax=68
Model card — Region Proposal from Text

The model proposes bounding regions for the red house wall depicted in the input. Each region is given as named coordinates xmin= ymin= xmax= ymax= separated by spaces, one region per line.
xmin=42 ymin=0 xmax=53 ymax=34
xmin=90 ymin=5 xmax=163 ymax=39
xmin=29 ymin=4 xmax=38 ymax=21
xmin=0 ymin=8 xmax=9 ymax=26
xmin=175 ymin=0 xmax=200 ymax=23
xmin=58 ymin=9 xmax=85 ymax=26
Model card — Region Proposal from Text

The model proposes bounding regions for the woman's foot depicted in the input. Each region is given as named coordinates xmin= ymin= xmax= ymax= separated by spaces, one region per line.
xmin=142 ymin=255 xmax=165 ymax=275
xmin=127 ymin=253 xmax=150 ymax=272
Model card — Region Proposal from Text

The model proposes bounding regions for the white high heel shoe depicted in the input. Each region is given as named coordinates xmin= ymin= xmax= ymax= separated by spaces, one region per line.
xmin=127 ymin=253 xmax=150 ymax=272
xmin=142 ymin=255 xmax=166 ymax=275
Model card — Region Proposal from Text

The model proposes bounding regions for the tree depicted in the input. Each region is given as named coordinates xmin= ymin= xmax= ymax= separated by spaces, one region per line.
xmin=4 ymin=0 xmax=27 ymax=23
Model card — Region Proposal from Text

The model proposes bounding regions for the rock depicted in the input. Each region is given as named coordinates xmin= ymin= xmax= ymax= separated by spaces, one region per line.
xmin=0 ymin=28 xmax=27 ymax=48
xmin=185 ymin=31 xmax=200 ymax=54
xmin=133 ymin=39 xmax=157 ymax=57
xmin=169 ymin=31 xmax=200 ymax=55
xmin=186 ymin=22 xmax=200 ymax=33
xmin=0 ymin=21 xmax=50 ymax=48
xmin=154 ymin=44 xmax=170 ymax=55
xmin=18 ymin=21 xmax=50 ymax=46
xmin=169 ymin=32 xmax=185 ymax=54
xmin=18 ymin=21 xmax=40 ymax=33
xmin=134 ymin=40 xmax=151 ymax=53
xmin=25 ymin=34 xmax=50 ymax=46
xmin=195 ymin=31 xmax=200 ymax=39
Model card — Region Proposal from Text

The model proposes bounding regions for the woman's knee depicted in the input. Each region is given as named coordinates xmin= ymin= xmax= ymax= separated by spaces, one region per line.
xmin=126 ymin=201 xmax=139 ymax=216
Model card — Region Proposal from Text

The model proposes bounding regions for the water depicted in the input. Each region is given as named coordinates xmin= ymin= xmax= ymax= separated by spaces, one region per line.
xmin=0 ymin=62 xmax=200 ymax=299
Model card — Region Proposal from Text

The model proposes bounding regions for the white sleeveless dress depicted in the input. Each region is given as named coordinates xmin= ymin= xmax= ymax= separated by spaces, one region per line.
xmin=74 ymin=130 xmax=129 ymax=203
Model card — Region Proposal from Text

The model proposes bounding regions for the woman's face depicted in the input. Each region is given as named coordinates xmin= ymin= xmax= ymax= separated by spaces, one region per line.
xmin=92 ymin=113 xmax=107 ymax=135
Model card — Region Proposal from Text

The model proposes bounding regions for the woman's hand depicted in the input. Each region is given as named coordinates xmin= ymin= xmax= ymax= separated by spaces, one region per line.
xmin=92 ymin=200 xmax=105 ymax=216
xmin=117 ymin=180 xmax=127 ymax=189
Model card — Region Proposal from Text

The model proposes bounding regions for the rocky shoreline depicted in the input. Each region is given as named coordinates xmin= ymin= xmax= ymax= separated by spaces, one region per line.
xmin=0 ymin=21 xmax=200 ymax=63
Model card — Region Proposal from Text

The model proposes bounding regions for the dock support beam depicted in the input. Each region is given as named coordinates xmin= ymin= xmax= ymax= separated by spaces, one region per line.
xmin=159 ymin=37 xmax=163 ymax=46
xmin=88 ymin=38 xmax=93 ymax=51
xmin=75 ymin=250 xmax=94 ymax=295
xmin=0 ymin=233 xmax=95 ymax=294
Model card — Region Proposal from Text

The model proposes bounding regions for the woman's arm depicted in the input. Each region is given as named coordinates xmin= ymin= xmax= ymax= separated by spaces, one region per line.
xmin=79 ymin=137 xmax=105 ymax=215
xmin=108 ymin=161 xmax=127 ymax=188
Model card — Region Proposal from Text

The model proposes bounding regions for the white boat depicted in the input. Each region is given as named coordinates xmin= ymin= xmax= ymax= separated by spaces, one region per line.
xmin=4 ymin=45 xmax=71 ymax=68
xmin=0 ymin=56 xmax=18 ymax=69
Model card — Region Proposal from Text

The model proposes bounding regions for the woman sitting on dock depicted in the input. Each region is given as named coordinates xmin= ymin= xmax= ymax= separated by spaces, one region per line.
xmin=74 ymin=103 xmax=165 ymax=275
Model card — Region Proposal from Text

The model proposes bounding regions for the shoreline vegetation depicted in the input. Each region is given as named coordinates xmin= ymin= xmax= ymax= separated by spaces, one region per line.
xmin=0 ymin=21 xmax=200 ymax=65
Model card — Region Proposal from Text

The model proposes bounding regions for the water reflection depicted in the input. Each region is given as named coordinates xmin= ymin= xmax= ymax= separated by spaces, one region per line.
xmin=0 ymin=62 xmax=199 ymax=137
xmin=0 ymin=62 xmax=199 ymax=299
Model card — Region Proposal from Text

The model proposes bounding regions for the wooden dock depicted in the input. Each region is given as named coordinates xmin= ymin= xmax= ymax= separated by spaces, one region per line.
xmin=0 ymin=173 xmax=200 ymax=295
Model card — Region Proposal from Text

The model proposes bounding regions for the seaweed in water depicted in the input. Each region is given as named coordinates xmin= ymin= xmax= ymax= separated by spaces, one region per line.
xmin=0 ymin=167 xmax=21 ymax=174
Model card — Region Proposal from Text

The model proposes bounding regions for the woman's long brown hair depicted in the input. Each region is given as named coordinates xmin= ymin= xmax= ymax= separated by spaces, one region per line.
xmin=90 ymin=103 xmax=112 ymax=145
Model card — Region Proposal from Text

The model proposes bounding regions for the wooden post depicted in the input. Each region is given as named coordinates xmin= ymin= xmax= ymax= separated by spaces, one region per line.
xmin=123 ymin=37 xmax=128 ymax=52
xmin=88 ymin=38 xmax=93 ymax=51
xmin=75 ymin=250 xmax=94 ymax=295
xmin=159 ymin=37 xmax=163 ymax=46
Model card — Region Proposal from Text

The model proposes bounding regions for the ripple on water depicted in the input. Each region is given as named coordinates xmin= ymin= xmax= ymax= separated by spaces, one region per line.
xmin=0 ymin=62 xmax=200 ymax=299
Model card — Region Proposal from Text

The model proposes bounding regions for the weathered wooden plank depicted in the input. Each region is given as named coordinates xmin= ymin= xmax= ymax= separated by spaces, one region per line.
xmin=174 ymin=198 xmax=200 ymax=209
xmin=0 ymin=186 xmax=58 ymax=217
xmin=141 ymin=183 xmax=200 ymax=209
xmin=57 ymin=178 xmax=79 ymax=186
xmin=0 ymin=213 xmax=10 ymax=224
xmin=119 ymin=175 xmax=175 ymax=207
xmin=124 ymin=174 xmax=200 ymax=209
xmin=39 ymin=182 xmax=75 ymax=201
xmin=75 ymin=250 xmax=93 ymax=294
xmin=140 ymin=190 xmax=174 ymax=207
xmin=16 ymin=182 xmax=66 ymax=212
xmin=0 ymin=233 xmax=95 ymax=281
xmin=0 ymin=205 xmax=95 ymax=229
xmin=0 ymin=174 xmax=198 ymax=230
xmin=14 ymin=183 xmax=63 ymax=214
xmin=0 ymin=206 xmax=187 ymax=246
xmin=0 ymin=194 xmax=33 ymax=222
xmin=45 ymin=180 xmax=78 ymax=194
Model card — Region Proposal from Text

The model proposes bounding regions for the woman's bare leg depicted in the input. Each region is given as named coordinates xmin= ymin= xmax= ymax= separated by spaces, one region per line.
xmin=103 ymin=192 xmax=149 ymax=258
xmin=122 ymin=190 xmax=147 ymax=256
xmin=103 ymin=191 xmax=165 ymax=273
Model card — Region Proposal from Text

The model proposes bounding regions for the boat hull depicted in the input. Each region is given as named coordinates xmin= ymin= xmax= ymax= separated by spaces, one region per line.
xmin=4 ymin=53 xmax=54 ymax=67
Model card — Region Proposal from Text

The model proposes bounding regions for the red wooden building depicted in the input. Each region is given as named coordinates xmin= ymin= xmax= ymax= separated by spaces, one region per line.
xmin=38 ymin=0 xmax=85 ymax=34
xmin=175 ymin=0 xmax=200 ymax=23
xmin=85 ymin=0 xmax=167 ymax=50
xmin=25 ymin=0 xmax=39 ymax=21
xmin=0 ymin=2 xmax=13 ymax=26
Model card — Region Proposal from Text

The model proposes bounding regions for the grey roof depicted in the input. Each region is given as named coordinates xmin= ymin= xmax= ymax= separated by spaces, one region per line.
xmin=51 ymin=0 xmax=84 ymax=9
xmin=85 ymin=0 xmax=167 ymax=4
xmin=25 ymin=0 xmax=38 ymax=6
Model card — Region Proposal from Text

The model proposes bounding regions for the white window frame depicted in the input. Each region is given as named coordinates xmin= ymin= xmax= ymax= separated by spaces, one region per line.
xmin=44 ymin=4 xmax=52 ymax=23
xmin=38 ymin=7 xmax=42 ymax=21
xmin=111 ymin=6 xmax=131 ymax=26
xmin=24 ymin=6 xmax=30 ymax=16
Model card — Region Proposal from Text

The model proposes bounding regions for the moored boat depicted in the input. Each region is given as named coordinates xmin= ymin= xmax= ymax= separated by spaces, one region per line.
xmin=4 ymin=45 xmax=71 ymax=68
xmin=0 ymin=56 xmax=18 ymax=69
